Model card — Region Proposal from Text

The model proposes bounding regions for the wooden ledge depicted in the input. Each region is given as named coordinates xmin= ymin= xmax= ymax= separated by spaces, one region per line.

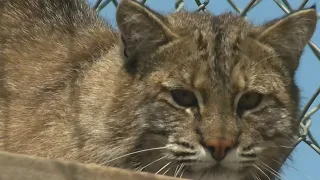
xmin=0 ymin=151 xmax=187 ymax=180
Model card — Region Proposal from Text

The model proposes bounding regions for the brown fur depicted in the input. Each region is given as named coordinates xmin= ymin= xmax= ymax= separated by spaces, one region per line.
xmin=0 ymin=0 xmax=317 ymax=179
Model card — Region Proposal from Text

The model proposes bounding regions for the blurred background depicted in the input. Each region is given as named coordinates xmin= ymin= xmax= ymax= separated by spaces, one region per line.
xmin=87 ymin=0 xmax=320 ymax=179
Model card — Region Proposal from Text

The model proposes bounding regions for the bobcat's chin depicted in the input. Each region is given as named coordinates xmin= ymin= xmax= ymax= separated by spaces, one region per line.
xmin=183 ymin=166 xmax=246 ymax=180
xmin=177 ymin=147 xmax=256 ymax=180
xmin=144 ymin=161 xmax=247 ymax=180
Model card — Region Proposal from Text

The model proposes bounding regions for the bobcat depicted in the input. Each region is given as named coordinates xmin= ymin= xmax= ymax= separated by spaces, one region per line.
xmin=0 ymin=0 xmax=317 ymax=180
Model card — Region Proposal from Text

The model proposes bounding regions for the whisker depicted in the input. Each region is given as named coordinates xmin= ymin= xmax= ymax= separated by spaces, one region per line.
xmin=253 ymin=171 xmax=262 ymax=180
xmin=174 ymin=164 xmax=181 ymax=177
xmin=106 ymin=146 xmax=167 ymax=163
xmin=258 ymin=162 xmax=283 ymax=180
xmin=260 ymin=155 xmax=314 ymax=180
xmin=163 ymin=167 xmax=171 ymax=176
xmin=255 ymin=172 xmax=262 ymax=180
xmin=254 ymin=164 xmax=271 ymax=180
xmin=251 ymin=172 xmax=259 ymax=180
xmin=138 ymin=156 xmax=167 ymax=171
xmin=155 ymin=162 xmax=172 ymax=174
xmin=267 ymin=145 xmax=295 ymax=149
xmin=271 ymin=158 xmax=314 ymax=180
xmin=176 ymin=163 xmax=185 ymax=178
xmin=179 ymin=166 xmax=186 ymax=178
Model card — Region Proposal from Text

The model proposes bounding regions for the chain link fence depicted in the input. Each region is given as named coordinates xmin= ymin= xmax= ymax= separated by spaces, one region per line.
xmin=92 ymin=0 xmax=320 ymax=156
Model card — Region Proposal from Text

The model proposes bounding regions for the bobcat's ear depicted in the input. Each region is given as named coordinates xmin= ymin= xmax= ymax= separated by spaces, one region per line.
xmin=116 ymin=0 xmax=178 ymax=72
xmin=257 ymin=7 xmax=317 ymax=72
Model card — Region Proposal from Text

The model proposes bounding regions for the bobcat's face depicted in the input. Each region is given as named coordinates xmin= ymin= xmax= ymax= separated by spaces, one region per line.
xmin=129 ymin=25 xmax=298 ymax=179
xmin=113 ymin=0 xmax=317 ymax=179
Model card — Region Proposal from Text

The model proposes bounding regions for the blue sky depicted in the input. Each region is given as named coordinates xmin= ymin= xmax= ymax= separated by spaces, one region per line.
xmin=87 ymin=0 xmax=320 ymax=179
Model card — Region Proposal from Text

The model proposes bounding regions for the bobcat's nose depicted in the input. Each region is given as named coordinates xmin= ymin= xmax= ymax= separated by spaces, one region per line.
xmin=205 ymin=138 xmax=234 ymax=161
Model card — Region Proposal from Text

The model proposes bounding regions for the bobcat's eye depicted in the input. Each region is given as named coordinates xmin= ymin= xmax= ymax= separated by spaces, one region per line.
xmin=237 ymin=92 xmax=262 ymax=116
xmin=171 ymin=89 xmax=198 ymax=107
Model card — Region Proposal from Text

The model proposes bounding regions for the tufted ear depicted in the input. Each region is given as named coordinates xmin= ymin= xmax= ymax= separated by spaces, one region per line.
xmin=116 ymin=0 xmax=178 ymax=72
xmin=257 ymin=7 xmax=317 ymax=72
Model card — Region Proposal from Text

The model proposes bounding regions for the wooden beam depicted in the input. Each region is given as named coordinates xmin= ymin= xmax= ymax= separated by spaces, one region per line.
xmin=0 ymin=151 xmax=187 ymax=180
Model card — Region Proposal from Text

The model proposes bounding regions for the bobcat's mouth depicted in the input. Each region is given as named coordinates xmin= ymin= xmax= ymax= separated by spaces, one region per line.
xmin=176 ymin=162 xmax=246 ymax=180
xmin=185 ymin=160 xmax=248 ymax=172
xmin=188 ymin=162 xmax=229 ymax=172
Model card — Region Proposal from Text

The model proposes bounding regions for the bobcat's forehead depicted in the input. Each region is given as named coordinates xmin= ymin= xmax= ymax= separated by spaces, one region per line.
xmin=161 ymin=12 xmax=286 ymax=96
xmin=165 ymin=12 xmax=256 ymax=82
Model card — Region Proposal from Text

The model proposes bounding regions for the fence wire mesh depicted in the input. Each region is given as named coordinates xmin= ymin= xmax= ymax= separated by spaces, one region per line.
xmin=92 ymin=0 xmax=320 ymax=158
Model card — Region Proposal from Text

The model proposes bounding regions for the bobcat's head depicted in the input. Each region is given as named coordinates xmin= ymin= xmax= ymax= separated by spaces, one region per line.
xmin=110 ymin=0 xmax=317 ymax=179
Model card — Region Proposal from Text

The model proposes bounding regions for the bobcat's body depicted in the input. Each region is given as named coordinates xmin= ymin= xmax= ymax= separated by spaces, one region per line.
xmin=0 ymin=0 xmax=317 ymax=180
xmin=0 ymin=0 xmax=123 ymax=163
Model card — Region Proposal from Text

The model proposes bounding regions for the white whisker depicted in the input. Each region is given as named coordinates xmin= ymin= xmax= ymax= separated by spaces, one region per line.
xmin=163 ymin=167 xmax=171 ymax=176
xmin=269 ymin=158 xmax=314 ymax=180
xmin=254 ymin=171 xmax=262 ymax=180
xmin=138 ymin=156 xmax=167 ymax=171
xmin=176 ymin=163 xmax=185 ymax=178
xmin=254 ymin=164 xmax=271 ymax=180
xmin=258 ymin=162 xmax=283 ymax=180
xmin=251 ymin=172 xmax=259 ymax=180
xmin=155 ymin=162 xmax=172 ymax=174
xmin=106 ymin=146 xmax=167 ymax=163
xmin=268 ymin=145 xmax=295 ymax=149
xmin=174 ymin=165 xmax=181 ymax=177
xmin=179 ymin=166 xmax=186 ymax=178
